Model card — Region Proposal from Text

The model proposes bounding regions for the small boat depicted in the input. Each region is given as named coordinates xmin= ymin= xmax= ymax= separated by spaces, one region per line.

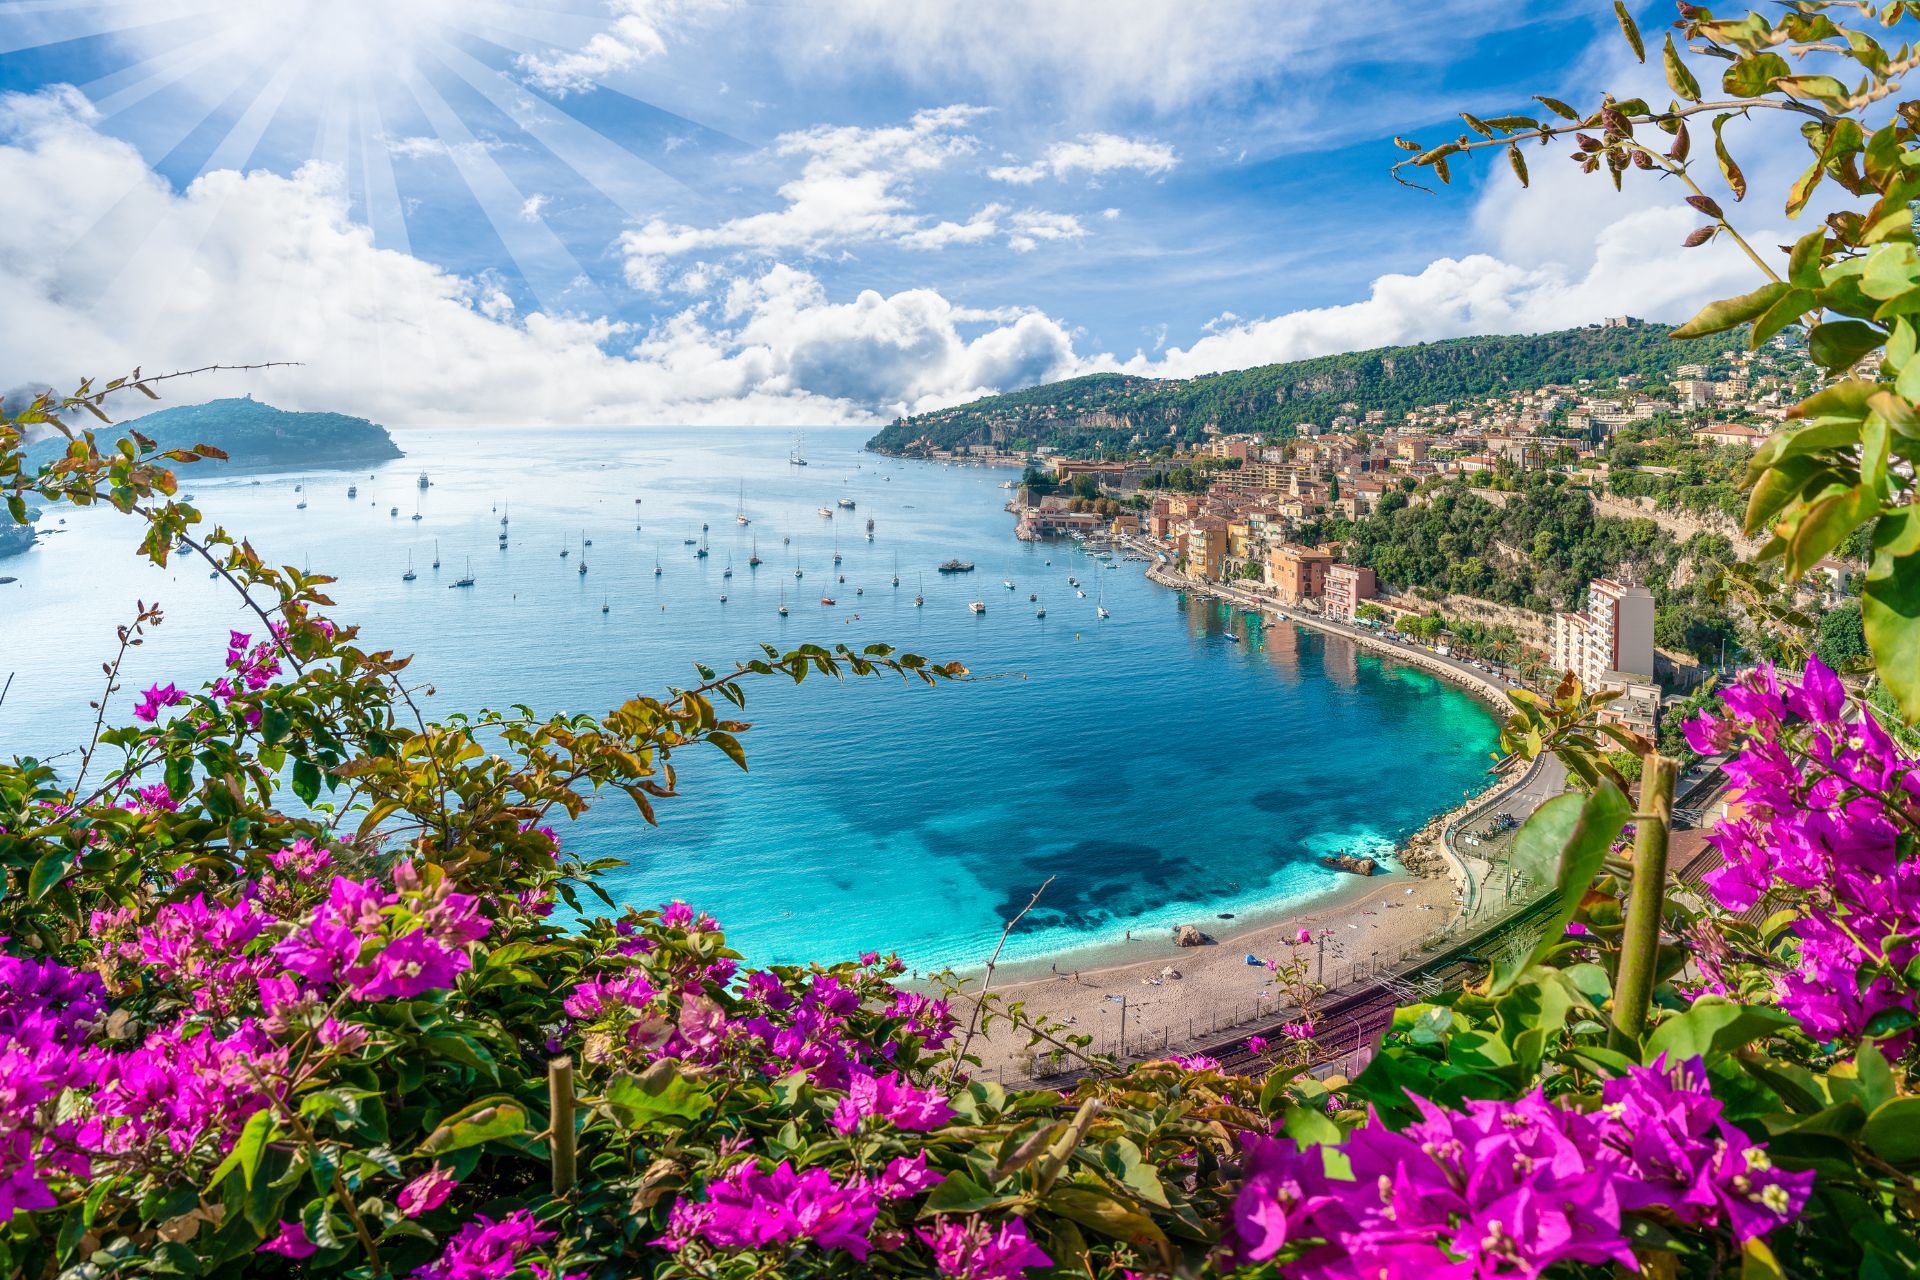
xmin=634 ymin=497 xmax=643 ymax=504
xmin=778 ymin=587 xmax=789 ymax=615
xmin=817 ymin=507 xmax=833 ymax=518
xmin=696 ymin=536 xmax=709 ymax=559
xmin=389 ymin=506 xmax=398 ymax=517
xmin=403 ymin=551 xmax=416 ymax=582
xmin=837 ymin=574 xmax=845 ymax=583
xmin=838 ymin=497 xmax=855 ymax=509
xmin=833 ymin=549 xmax=842 ymax=564
xmin=347 ymin=485 xmax=357 ymax=498
xmin=654 ymin=546 xmax=663 ymax=576
xmin=736 ymin=481 xmax=750 ymax=525
xmin=795 ymin=566 xmax=804 ymax=579
xmin=866 ymin=531 xmax=874 ymax=542
xmin=702 ymin=522 xmax=709 ymax=532
xmin=789 ymin=433 xmax=807 ymax=466
xmin=914 ymin=573 xmax=925 ymax=607
xmin=1003 ymin=579 xmax=1015 ymax=591
xmin=723 ymin=562 xmax=733 ymax=578
xmin=938 ymin=560 xmax=975 ymax=574
xmin=855 ymin=586 xmax=864 ymax=595
xmin=560 ymin=547 xmax=569 ymax=558
xmin=432 ymin=540 xmax=440 ymax=569
xmin=968 ymin=601 xmax=986 ymax=614
xmin=411 ymin=508 xmax=422 ymax=521
xmin=578 ymin=535 xmax=589 ymax=574
xmin=749 ymin=538 xmax=762 ymax=568
xmin=602 ymin=598 xmax=610 ymax=614
xmin=891 ymin=554 xmax=900 ymax=587
xmin=1035 ymin=602 xmax=1046 ymax=618
xmin=1225 ymin=631 xmax=1240 ymax=642
xmin=500 ymin=503 xmax=509 ymax=527
xmin=452 ymin=558 xmax=475 ymax=588
xmin=683 ymin=538 xmax=698 ymax=545
xmin=820 ymin=596 xmax=836 ymax=606
xmin=1077 ymin=590 xmax=1086 ymax=598
xmin=865 ymin=516 xmax=874 ymax=533
xmin=720 ymin=593 xmax=728 ymax=603
xmin=417 ymin=472 xmax=430 ymax=490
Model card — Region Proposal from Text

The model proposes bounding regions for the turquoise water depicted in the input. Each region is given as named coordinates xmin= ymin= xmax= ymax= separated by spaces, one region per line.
xmin=0 ymin=426 xmax=1499 ymax=969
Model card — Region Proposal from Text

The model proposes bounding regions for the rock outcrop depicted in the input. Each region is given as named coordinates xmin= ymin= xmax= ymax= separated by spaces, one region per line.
xmin=1319 ymin=853 xmax=1380 ymax=876
xmin=1172 ymin=924 xmax=1209 ymax=947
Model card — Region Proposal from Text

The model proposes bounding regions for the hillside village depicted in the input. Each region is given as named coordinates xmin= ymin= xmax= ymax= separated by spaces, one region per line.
xmin=913 ymin=324 xmax=1849 ymax=746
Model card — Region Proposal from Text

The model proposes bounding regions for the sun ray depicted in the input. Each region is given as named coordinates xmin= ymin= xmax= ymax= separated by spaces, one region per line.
xmin=423 ymin=30 xmax=688 ymax=217
xmin=355 ymin=73 xmax=414 ymax=256
xmin=0 ymin=0 xmax=221 ymax=56
xmin=399 ymin=52 xmax=609 ymax=314
xmin=195 ymin=32 xmax=305 ymax=175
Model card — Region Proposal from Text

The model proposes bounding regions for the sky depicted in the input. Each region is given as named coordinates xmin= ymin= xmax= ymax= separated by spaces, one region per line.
xmin=0 ymin=0 xmax=1801 ymax=426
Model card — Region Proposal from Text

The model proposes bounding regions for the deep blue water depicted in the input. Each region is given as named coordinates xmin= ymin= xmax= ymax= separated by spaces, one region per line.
xmin=0 ymin=426 xmax=1499 ymax=969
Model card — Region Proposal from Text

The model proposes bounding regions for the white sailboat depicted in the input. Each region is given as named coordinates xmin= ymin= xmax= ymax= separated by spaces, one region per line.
xmin=452 ymin=558 xmax=475 ymax=588
xmin=736 ymin=481 xmax=751 ymax=525
xmin=403 ymin=551 xmax=416 ymax=582
xmin=432 ymin=539 xmax=441 ymax=569
xmin=1097 ymin=575 xmax=1109 ymax=619
xmin=778 ymin=586 xmax=789 ymax=616
xmin=914 ymin=573 xmax=925 ymax=607
xmin=578 ymin=534 xmax=589 ymax=574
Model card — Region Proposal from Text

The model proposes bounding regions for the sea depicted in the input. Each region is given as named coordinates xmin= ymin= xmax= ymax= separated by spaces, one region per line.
xmin=0 ymin=425 xmax=1500 ymax=971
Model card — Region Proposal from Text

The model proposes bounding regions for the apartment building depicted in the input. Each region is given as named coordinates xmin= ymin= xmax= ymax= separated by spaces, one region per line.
xmin=1551 ymin=577 xmax=1655 ymax=687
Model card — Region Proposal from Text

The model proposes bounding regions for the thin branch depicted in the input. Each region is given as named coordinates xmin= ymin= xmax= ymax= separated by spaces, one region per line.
xmin=946 ymin=875 xmax=1054 ymax=1079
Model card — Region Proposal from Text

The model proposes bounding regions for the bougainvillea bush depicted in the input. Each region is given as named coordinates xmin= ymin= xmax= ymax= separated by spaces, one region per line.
xmin=6 ymin=2 xmax=1920 ymax=1275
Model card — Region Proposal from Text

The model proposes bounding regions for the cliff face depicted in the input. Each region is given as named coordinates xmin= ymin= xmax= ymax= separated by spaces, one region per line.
xmin=0 ymin=516 xmax=34 ymax=560
xmin=23 ymin=397 xmax=403 ymax=475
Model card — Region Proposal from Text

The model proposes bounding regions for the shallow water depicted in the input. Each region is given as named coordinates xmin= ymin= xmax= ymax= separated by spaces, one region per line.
xmin=0 ymin=425 xmax=1499 ymax=969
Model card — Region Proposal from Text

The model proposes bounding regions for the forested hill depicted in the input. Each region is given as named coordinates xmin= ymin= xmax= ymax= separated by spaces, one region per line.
xmin=24 ymin=397 xmax=402 ymax=473
xmin=866 ymin=323 xmax=1745 ymax=456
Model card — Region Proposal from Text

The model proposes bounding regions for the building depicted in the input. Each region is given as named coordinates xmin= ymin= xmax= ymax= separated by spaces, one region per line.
xmin=1267 ymin=543 xmax=1335 ymax=605
xmin=1551 ymin=578 xmax=1655 ymax=688
xmin=1324 ymin=563 xmax=1378 ymax=622
xmin=1695 ymin=422 xmax=1768 ymax=448
xmin=1596 ymin=672 xmax=1662 ymax=741
xmin=1184 ymin=516 xmax=1229 ymax=578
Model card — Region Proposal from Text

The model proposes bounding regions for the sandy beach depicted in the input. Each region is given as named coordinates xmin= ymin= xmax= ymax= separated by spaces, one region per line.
xmin=959 ymin=869 xmax=1458 ymax=1081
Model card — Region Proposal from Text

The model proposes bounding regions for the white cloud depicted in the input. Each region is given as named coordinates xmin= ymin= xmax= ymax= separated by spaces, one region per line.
xmin=0 ymin=88 xmax=1081 ymax=426
xmin=1006 ymin=210 xmax=1086 ymax=253
xmin=988 ymin=132 xmax=1175 ymax=185
xmin=519 ymin=193 xmax=550 ymax=221
xmin=515 ymin=0 xmax=728 ymax=96
xmin=620 ymin=107 xmax=1090 ymax=286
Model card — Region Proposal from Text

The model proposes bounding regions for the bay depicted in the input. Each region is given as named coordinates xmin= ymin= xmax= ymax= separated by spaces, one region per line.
xmin=0 ymin=425 xmax=1500 ymax=970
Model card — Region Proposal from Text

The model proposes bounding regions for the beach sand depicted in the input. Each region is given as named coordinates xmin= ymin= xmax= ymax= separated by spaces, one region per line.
xmin=956 ymin=870 xmax=1457 ymax=1081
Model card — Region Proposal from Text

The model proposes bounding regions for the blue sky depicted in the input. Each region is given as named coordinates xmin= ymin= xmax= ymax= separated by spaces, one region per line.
xmin=0 ymin=1 xmax=1790 ymax=424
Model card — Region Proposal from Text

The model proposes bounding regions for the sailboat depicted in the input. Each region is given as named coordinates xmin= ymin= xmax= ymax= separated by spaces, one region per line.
xmin=403 ymin=551 xmax=416 ymax=582
xmin=914 ymin=574 xmax=925 ymax=608
xmin=789 ymin=433 xmax=807 ymax=466
xmin=654 ymin=546 xmax=663 ymax=576
xmin=778 ymin=587 xmax=789 ymax=616
xmin=578 ymin=535 xmax=589 ymax=574
xmin=452 ymin=558 xmax=475 ymax=588
xmin=794 ymin=564 xmax=804 ymax=579
xmin=1035 ymin=596 xmax=1046 ymax=618
xmin=560 ymin=544 xmax=569 ymax=558
xmin=411 ymin=501 xmax=422 ymax=522
xmin=432 ymin=539 xmax=441 ymax=569
xmin=296 ymin=479 xmax=307 ymax=511
xmin=1097 ymin=576 xmax=1109 ymax=619
xmin=602 ymin=598 xmax=610 ymax=614
xmin=500 ymin=503 xmax=509 ymax=527
xmin=832 ymin=538 xmax=842 ymax=564
xmin=749 ymin=538 xmax=762 ymax=568
xmin=968 ymin=600 xmax=986 ymax=614
xmin=347 ymin=484 xmax=357 ymax=499
xmin=735 ymin=481 xmax=750 ymax=525
xmin=696 ymin=532 xmax=709 ymax=559
xmin=723 ymin=560 xmax=733 ymax=578
xmin=891 ymin=553 xmax=900 ymax=587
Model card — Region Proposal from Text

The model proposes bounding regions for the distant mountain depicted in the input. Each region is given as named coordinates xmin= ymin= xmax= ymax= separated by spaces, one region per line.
xmin=866 ymin=322 xmax=1747 ymax=456
xmin=0 ymin=510 xmax=35 ymax=561
xmin=23 ymin=396 xmax=402 ymax=474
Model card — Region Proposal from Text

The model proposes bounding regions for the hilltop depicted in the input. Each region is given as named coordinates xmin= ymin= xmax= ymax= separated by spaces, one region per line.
xmin=866 ymin=322 xmax=1746 ymax=456
xmin=24 ymin=396 xmax=402 ymax=474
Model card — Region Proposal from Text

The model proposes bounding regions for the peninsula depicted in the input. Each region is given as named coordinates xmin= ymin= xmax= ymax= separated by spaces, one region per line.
xmin=22 ymin=395 xmax=402 ymax=475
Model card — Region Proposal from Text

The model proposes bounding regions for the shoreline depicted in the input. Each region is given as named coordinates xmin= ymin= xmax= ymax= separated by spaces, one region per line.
xmin=944 ymin=539 xmax=1550 ymax=1079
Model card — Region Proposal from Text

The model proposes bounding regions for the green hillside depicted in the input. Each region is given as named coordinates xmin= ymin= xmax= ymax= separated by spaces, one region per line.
xmin=866 ymin=322 xmax=1746 ymax=456
xmin=24 ymin=396 xmax=402 ymax=474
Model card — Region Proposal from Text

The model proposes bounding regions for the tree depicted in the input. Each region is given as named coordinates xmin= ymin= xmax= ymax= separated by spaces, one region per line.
xmin=1814 ymin=600 xmax=1868 ymax=672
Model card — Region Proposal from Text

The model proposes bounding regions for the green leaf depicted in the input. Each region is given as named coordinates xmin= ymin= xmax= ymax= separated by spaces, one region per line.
xmin=1041 ymin=1186 xmax=1168 ymax=1249
xmin=1807 ymin=320 xmax=1886 ymax=372
xmin=290 ymin=758 xmax=321 ymax=806
xmin=1534 ymin=95 xmax=1580 ymax=121
xmin=206 ymin=1110 xmax=275 ymax=1192
xmin=1787 ymin=229 xmax=1826 ymax=289
xmin=1750 ymin=287 xmax=1815 ymax=347
xmin=1662 ymin=34 xmax=1699 ymax=101
xmin=922 ymin=1171 xmax=1021 ymax=1214
xmin=1723 ymin=52 xmax=1789 ymax=98
xmin=1787 ymin=483 xmax=1876 ymax=578
xmin=1281 ymin=1103 xmax=1343 ymax=1148
xmin=1491 ymin=779 xmax=1629 ymax=993
xmin=1742 ymin=1237 xmax=1787 ymax=1280
xmin=603 ymin=1062 xmax=714 ymax=1130
xmin=1613 ymin=1 xmax=1643 ymax=61
xmin=25 ymin=847 xmax=70 ymax=902
xmin=1671 ymin=282 xmax=1788 ymax=339
xmin=1862 ymin=1097 xmax=1920 ymax=1164
xmin=1645 ymin=1001 xmax=1793 ymax=1064
xmin=1864 ymin=505 xmax=1920 ymax=721
xmin=413 ymin=1097 xmax=527 ymax=1157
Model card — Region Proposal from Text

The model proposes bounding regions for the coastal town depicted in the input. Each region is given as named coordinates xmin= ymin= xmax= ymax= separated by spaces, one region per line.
xmin=884 ymin=321 xmax=1838 ymax=757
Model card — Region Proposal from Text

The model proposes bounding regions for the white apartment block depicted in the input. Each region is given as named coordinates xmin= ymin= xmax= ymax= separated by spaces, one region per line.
xmin=1552 ymin=578 xmax=1656 ymax=688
